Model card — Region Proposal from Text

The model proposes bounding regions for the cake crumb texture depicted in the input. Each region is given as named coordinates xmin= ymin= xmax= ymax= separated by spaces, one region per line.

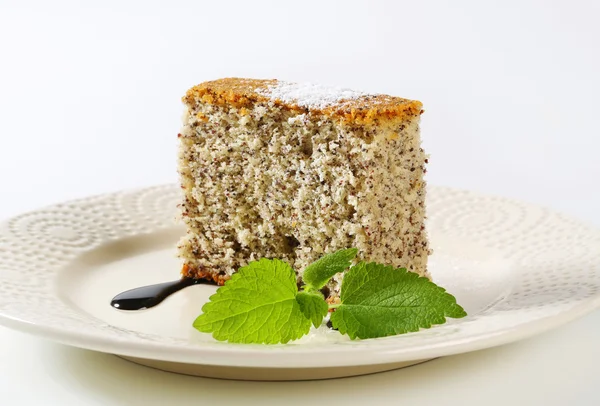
xmin=178 ymin=78 xmax=429 ymax=295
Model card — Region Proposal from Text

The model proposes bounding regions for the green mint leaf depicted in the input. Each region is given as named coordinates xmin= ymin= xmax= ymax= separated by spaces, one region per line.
xmin=330 ymin=262 xmax=467 ymax=339
xmin=296 ymin=291 xmax=329 ymax=328
xmin=193 ymin=258 xmax=311 ymax=344
xmin=302 ymin=248 xmax=358 ymax=290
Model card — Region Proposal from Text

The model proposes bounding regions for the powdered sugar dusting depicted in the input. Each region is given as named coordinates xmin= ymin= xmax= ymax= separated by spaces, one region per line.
xmin=257 ymin=81 xmax=372 ymax=110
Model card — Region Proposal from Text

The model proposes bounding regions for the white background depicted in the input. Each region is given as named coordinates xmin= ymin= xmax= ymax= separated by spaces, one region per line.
xmin=0 ymin=0 xmax=599 ymax=404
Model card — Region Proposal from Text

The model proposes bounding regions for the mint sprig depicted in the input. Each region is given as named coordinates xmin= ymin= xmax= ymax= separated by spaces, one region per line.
xmin=296 ymin=291 xmax=329 ymax=328
xmin=193 ymin=258 xmax=311 ymax=344
xmin=193 ymin=249 xmax=466 ymax=344
xmin=329 ymin=262 xmax=467 ymax=339
xmin=302 ymin=248 xmax=357 ymax=290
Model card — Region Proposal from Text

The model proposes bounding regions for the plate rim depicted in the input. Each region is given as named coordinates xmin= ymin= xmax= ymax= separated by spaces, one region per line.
xmin=1 ymin=291 xmax=599 ymax=368
xmin=1 ymin=184 xmax=599 ymax=368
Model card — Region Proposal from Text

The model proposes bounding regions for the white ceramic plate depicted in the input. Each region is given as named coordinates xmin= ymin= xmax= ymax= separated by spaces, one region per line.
xmin=1 ymin=185 xmax=599 ymax=380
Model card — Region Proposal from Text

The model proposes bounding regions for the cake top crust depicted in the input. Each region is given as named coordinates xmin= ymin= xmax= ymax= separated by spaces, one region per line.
xmin=183 ymin=78 xmax=423 ymax=124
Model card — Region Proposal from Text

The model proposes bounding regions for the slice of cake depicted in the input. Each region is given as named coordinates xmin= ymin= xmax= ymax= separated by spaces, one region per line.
xmin=177 ymin=78 xmax=429 ymax=297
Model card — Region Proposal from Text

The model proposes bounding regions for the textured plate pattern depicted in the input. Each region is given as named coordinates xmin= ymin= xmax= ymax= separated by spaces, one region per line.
xmin=0 ymin=185 xmax=599 ymax=368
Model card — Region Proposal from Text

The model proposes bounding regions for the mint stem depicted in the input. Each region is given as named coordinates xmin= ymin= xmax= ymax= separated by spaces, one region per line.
xmin=328 ymin=303 xmax=341 ymax=309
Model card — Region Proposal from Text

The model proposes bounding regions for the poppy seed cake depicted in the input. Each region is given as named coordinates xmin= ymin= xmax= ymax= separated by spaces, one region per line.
xmin=177 ymin=78 xmax=429 ymax=297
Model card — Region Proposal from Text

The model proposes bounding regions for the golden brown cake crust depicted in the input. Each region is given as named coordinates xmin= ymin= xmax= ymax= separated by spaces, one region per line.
xmin=183 ymin=78 xmax=423 ymax=125
xmin=181 ymin=263 xmax=229 ymax=286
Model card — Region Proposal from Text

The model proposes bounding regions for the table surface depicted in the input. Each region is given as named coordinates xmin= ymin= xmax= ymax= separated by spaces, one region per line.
xmin=1 ymin=1 xmax=599 ymax=404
